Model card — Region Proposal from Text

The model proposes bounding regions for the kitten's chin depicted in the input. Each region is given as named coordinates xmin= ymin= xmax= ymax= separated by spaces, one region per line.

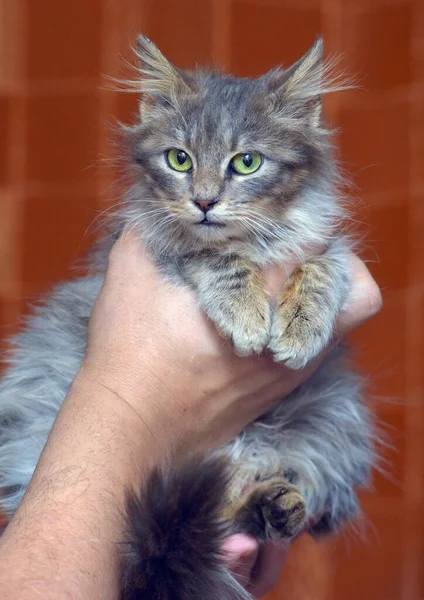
xmin=189 ymin=222 xmax=232 ymax=243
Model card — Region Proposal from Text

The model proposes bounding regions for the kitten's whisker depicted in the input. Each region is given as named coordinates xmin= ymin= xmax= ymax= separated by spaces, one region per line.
xmin=238 ymin=213 xmax=280 ymax=242
xmin=124 ymin=208 xmax=172 ymax=222
xmin=133 ymin=215 xmax=175 ymax=240
xmin=85 ymin=205 xmax=122 ymax=238
xmin=122 ymin=209 xmax=171 ymax=238
xmin=160 ymin=223 xmax=181 ymax=255
xmin=237 ymin=216 xmax=265 ymax=247
xmin=237 ymin=211 xmax=306 ymax=263
xmin=242 ymin=210 xmax=288 ymax=237
xmin=91 ymin=199 xmax=165 ymax=228
xmin=241 ymin=210 xmax=305 ymax=255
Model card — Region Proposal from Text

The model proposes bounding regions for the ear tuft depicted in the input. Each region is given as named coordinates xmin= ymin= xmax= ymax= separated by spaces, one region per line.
xmin=267 ymin=38 xmax=353 ymax=126
xmin=284 ymin=39 xmax=323 ymax=103
xmin=136 ymin=35 xmax=192 ymax=102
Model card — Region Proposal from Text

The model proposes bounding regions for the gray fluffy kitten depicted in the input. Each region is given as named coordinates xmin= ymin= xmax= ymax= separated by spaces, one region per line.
xmin=0 ymin=37 xmax=375 ymax=600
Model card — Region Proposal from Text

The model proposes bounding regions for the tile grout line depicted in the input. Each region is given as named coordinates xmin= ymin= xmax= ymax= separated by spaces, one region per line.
xmin=313 ymin=0 xmax=345 ymax=597
xmin=15 ymin=78 xmax=424 ymax=108
xmin=96 ymin=0 xmax=122 ymax=217
xmin=212 ymin=0 xmax=232 ymax=71
xmin=401 ymin=1 xmax=424 ymax=598
xmin=95 ymin=0 xmax=148 ymax=218
xmin=5 ymin=0 xmax=28 ymax=309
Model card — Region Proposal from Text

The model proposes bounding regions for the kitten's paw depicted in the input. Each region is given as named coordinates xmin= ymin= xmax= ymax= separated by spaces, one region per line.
xmin=217 ymin=302 xmax=271 ymax=357
xmin=267 ymin=261 xmax=342 ymax=369
xmin=268 ymin=304 xmax=332 ymax=369
xmin=258 ymin=479 xmax=307 ymax=540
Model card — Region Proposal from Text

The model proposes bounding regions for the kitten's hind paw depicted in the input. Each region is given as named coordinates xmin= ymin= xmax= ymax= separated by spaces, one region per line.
xmin=231 ymin=478 xmax=307 ymax=541
xmin=260 ymin=480 xmax=307 ymax=540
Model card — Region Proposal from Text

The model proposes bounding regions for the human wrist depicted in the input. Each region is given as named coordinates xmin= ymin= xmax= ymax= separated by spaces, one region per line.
xmin=72 ymin=358 xmax=185 ymax=463
xmin=72 ymin=362 xmax=167 ymax=447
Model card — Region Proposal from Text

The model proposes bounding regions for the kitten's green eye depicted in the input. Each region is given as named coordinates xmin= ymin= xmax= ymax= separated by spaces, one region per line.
xmin=231 ymin=152 xmax=262 ymax=175
xmin=166 ymin=149 xmax=193 ymax=172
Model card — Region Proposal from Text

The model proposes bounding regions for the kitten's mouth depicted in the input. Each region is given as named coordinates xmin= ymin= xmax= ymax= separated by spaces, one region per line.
xmin=197 ymin=218 xmax=225 ymax=228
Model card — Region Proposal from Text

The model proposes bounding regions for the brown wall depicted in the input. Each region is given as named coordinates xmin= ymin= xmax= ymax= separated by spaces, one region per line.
xmin=0 ymin=1 xmax=423 ymax=599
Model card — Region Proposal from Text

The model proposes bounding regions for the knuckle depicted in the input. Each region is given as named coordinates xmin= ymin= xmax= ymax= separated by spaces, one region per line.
xmin=366 ymin=280 xmax=383 ymax=317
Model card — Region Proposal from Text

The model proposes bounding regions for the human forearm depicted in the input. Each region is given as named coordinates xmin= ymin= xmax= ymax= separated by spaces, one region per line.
xmin=0 ymin=234 xmax=381 ymax=600
xmin=0 ymin=374 xmax=163 ymax=600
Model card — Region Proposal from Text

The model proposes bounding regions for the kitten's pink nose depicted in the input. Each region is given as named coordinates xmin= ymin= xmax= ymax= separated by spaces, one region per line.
xmin=193 ymin=198 xmax=219 ymax=213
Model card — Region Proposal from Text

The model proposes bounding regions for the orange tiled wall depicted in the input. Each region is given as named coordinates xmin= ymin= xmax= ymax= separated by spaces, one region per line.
xmin=0 ymin=1 xmax=423 ymax=599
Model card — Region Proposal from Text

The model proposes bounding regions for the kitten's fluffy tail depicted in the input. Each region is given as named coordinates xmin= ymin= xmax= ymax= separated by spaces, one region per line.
xmin=121 ymin=456 xmax=250 ymax=600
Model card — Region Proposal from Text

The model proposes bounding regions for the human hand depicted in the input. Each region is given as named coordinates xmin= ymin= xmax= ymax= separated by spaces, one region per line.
xmin=223 ymin=534 xmax=290 ymax=598
xmin=82 ymin=232 xmax=381 ymax=461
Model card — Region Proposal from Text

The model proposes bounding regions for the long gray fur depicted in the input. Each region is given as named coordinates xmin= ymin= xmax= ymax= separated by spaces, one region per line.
xmin=0 ymin=36 xmax=376 ymax=598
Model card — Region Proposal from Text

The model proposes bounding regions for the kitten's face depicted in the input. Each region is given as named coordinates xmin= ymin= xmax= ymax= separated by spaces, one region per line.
xmin=126 ymin=38 xmax=333 ymax=249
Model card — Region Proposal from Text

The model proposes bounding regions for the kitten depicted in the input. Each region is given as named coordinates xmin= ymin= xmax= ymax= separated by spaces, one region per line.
xmin=0 ymin=37 xmax=376 ymax=600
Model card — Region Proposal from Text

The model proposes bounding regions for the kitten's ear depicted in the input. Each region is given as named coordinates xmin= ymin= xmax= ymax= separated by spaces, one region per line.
xmin=136 ymin=35 xmax=193 ymax=114
xmin=268 ymin=39 xmax=324 ymax=126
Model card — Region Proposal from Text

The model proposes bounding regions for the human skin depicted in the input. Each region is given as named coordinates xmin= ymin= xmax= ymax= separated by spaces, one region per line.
xmin=0 ymin=232 xmax=382 ymax=600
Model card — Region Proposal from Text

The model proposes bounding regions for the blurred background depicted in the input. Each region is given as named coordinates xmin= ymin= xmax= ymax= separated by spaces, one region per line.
xmin=0 ymin=0 xmax=423 ymax=599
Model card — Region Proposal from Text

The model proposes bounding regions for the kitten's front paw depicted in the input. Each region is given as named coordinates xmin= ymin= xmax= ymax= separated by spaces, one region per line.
xmin=216 ymin=301 xmax=271 ymax=357
xmin=268 ymin=303 xmax=332 ymax=370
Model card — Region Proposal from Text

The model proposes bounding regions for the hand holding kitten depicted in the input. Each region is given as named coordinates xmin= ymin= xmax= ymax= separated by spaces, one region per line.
xmin=84 ymin=230 xmax=381 ymax=459
xmin=0 ymin=230 xmax=381 ymax=600
xmin=84 ymin=230 xmax=381 ymax=597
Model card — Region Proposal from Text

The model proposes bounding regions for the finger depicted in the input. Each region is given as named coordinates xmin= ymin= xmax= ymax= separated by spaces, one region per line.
xmin=222 ymin=534 xmax=259 ymax=589
xmin=107 ymin=229 xmax=158 ymax=280
xmin=264 ymin=243 xmax=329 ymax=298
xmin=246 ymin=541 xmax=290 ymax=598
xmin=335 ymin=253 xmax=382 ymax=336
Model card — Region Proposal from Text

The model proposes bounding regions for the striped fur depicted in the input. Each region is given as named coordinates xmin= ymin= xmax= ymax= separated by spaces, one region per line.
xmin=0 ymin=37 xmax=376 ymax=599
